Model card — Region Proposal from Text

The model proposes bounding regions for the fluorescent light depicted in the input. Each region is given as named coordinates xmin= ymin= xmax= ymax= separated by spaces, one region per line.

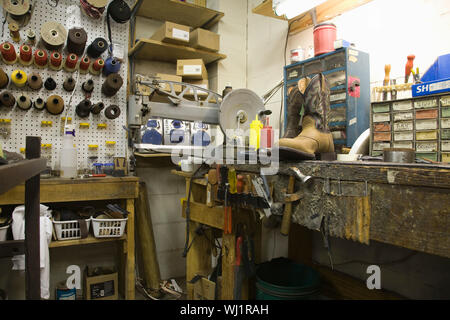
xmin=273 ymin=0 xmax=327 ymax=19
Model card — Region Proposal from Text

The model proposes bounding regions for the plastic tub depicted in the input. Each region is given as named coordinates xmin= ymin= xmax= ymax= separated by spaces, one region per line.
xmin=313 ymin=23 xmax=337 ymax=57
xmin=92 ymin=217 xmax=127 ymax=238
xmin=53 ymin=218 xmax=91 ymax=241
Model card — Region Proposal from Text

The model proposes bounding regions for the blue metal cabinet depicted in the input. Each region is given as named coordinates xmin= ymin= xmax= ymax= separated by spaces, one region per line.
xmin=283 ymin=47 xmax=370 ymax=148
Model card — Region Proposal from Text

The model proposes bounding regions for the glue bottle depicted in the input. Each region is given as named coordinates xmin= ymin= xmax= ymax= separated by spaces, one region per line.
xmin=249 ymin=115 xmax=263 ymax=150
xmin=60 ymin=125 xmax=78 ymax=178
xmin=260 ymin=117 xmax=274 ymax=149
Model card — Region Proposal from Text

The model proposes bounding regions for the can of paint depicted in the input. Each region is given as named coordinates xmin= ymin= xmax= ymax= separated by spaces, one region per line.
xmin=313 ymin=23 xmax=337 ymax=56
xmin=290 ymin=47 xmax=304 ymax=63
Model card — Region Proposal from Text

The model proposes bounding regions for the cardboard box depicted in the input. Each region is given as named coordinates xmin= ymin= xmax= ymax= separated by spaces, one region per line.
xmin=84 ymin=267 xmax=118 ymax=300
xmin=177 ymin=59 xmax=208 ymax=80
xmin=151 ymin=21 xmax=190 ymax=45
xmin=184 ymin=79 xmax=209 ymax=97
xmin=190 ymin=28 xmax=220 ymax=52
xmin=156 ymin=73 xmax=182 ymax=93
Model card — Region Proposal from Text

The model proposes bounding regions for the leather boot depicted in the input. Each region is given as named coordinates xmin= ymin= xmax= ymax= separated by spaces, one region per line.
xmin=282 ymin=78 xmax=311 ymax=139
xmin=277 ymin=73 xmax=335 ymax=159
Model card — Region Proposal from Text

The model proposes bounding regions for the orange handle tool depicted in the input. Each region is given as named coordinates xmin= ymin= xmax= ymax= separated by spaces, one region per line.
xmin=405 ymin=54 xmax=415 ymax=83
xmin=384 ymin=64 xmax=391 ymax=86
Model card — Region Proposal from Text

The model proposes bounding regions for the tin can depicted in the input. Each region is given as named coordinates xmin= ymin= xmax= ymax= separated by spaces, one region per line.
xmin=290 ymin=48 xmax=304 ymax=63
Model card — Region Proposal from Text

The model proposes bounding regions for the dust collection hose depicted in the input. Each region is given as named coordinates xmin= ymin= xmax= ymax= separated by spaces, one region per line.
xmin=16 ymin=94 xmax=32 ymax=111
xmin=102 ymin=73 xmax=123 ymax=97
xmin=0 ymin=91 xmax=16 ymax=108
xmin=27 ymin=73 xmax=43 ymax=90
xmin=11 ymin=70 xmax=28 ymax=88
xmin=46 ymin=95 xmax=65 ymax=115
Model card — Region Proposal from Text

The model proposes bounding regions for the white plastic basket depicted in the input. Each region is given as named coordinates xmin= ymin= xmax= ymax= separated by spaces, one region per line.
xmin=0 ymin=224 xmax=10 ymax=242
xmin=53 ymin=218 xmax=91 ymax=241
xmin=91 ymin=217 xmax=127 ymax=238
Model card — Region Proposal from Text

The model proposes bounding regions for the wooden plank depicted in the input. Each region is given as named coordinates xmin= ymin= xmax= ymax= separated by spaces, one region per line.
xmin=0 ymin=158 xmax=46 ymax=195
xmin=125 ymin=198 xmax=136 ymax=300
xmin=129 ymin=39 xmax=227 ymax=65
xmin=49 ymin=235 xmax=125 ymax=248
xmin=221 ymin=233 xmax=235 ymax=300
xmin=182 ymin=200 xmax=224 ymax=230
xmin=252 ymin=0 xmax=287 ymax=21
xmin=370 ymin=184 xmax=450 ymax=259
xmin=132 ymin=0 xmax=224 ymax=29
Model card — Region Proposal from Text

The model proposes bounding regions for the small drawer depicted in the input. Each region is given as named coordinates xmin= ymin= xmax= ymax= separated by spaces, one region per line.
xmin=415 ymin=119 xmax=437 ymax=130
xmin=392 ymin=100 xmax=412 ymax=111
xmin=373 ymin=132 xmax=391 ymax=142
xmin=442 ymin=107 xmax=450 ymax=118
xmin=394 ymin=121 xmax=413 ymax=132
xmin=371 ymin=151 xmax=383 ymax=157
xmin=442 ymin=153 xmax=450 ymax=163
xmin=393 ymin=141 xmax=414 ymax=149
xmin=304 ymin=60 xmax=323 ymax=76
xmin=394 ymin=131 xmax=413 ymax=141
xmin=416 ymin=109 xmax=438 ymax=119
xmin=441 ymin=129 xmax=450 ymax=140
xmin=374 ymin=123 xmax=391 ymax=132
xmin=414 ymin=98 xmax=438 ymax=109
xmin=416 ymin=141 xmax=438 ymax=152
xmin=394 ymin=112 xmax=413 ymax=121
xmin=416 ymin=130 xmax=438 ymax=141
xmin=440 ymin=95 xmax=450 ymax=107
xmin=372 ymin=104 xmax=390 ymax=113
xmin=442 ymin=140 xmax=450 ymax=152
xmin=416 ymin=152 xmax=438 ymax=162
xmin=373 ymin=142 xmax=391 ymax=151
xmin=442 ymin=118 xmax=450 ymax=129
xmin=330 ymin=92 xmax=347 ymax=103
xmin=373 ymin=113 xmax=390 ymax=123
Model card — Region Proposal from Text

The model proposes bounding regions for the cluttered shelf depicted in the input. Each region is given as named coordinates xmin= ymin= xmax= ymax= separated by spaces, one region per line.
xmin=131 ymin=0 xmax=224 ymax=29
xmin=129 ymin=39 xmax=227 ymax=64
xmin=49 ymin=235 xmax=126 ymax=249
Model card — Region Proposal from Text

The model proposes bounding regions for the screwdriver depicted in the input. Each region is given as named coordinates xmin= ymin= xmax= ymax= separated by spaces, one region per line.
xmin=405 ymin=54 xmax=415 ymax=83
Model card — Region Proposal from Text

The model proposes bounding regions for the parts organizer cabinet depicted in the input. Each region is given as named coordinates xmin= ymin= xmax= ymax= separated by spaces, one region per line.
xmin=0 ymin=176 xmax=139 ymax=300
xmin=284 ymin=48 xmax=370 ymax=150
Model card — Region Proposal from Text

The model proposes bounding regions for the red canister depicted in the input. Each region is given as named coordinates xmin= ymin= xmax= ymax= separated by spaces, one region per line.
xmin=313 ymin=23 xmax=337 ymax=56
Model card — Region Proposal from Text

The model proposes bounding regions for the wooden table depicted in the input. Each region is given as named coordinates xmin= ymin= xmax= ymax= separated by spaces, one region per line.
xmin=0 ymin=176 xmax=139 ymax=300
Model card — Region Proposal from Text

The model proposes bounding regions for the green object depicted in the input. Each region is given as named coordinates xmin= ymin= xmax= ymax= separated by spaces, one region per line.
xmin=442 ymin=129 xmax=450 ymax=140
xmin=255 ymin=258 xmax=320 ymax=300
xmin=372 ymin=104 xmax=390 ymax=113
xmin=416 ymin=152 xmax=438 ymax=162
xmin=442 ymin=107 xmax=450 ymax=118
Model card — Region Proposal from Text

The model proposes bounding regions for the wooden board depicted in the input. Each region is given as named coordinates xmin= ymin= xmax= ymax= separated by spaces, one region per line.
xmin=129 ymin=39 xmax=226 ymax=65
xmin=132 ymin=0 xmax=224 ymax=29
xmin=252 ymin=0 xmax=287 ymax=21
xmin=49 ymin=235 xmax=125 ymax=248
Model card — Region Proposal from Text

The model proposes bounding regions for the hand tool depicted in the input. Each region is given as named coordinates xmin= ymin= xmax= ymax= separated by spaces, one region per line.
xmin=217 ymin=166 xmax=228 ymax=200
xmin=224 ymin=183 xmax=232 ymax=234
xmin=236 ymin=174 xmax=245 ymax=206
xmin=251 ymin=176 xmax=271 ymax=216
xmin=383 ymin=64 xmax=391 ymax=101
xmin=233 ymin=235 xmax=244 ymax=300
xmin=405 ymin=54 xmax=415 ymax=83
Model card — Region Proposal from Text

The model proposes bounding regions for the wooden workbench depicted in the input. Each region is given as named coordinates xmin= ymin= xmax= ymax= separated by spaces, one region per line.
xmin=173 ymin=160 xmax=450 ymax=300
xmin=0 ymin=176 xmax=140 ymax=300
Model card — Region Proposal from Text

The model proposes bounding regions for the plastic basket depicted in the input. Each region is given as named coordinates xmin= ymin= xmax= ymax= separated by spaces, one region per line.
xmin=53 ymin=218 xmax=91 ymax=241
xmin=0 ymin=224 xmax=10 ymax=242
xmin=91 ymin=217 xmax=127 ymax=238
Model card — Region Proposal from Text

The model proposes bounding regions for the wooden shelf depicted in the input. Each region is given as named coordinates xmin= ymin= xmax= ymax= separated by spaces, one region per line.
xmin=132 ymin=0 xmax=224 ymax=29
xmin=129 ymin=39 xmax=226 ymax=65
xmin=134 ymin=152 xmax=172 ymax=158
xmin=49 ymin=235 xmax=126 ymax=248
xmin=252 ymin=0 xmax=373 ymax=35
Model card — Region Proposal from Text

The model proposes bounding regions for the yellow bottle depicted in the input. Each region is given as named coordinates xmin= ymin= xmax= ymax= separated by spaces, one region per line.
xmin=249 ymin=115 xmax=263 ymax=150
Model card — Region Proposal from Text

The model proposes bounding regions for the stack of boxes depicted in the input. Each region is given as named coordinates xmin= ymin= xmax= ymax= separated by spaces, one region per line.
xmin=370 ymin=93 xmax=450 ymax=163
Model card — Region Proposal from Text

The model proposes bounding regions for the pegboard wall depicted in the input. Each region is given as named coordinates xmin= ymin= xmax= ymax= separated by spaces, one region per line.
xmin=0 ymin=0 xmax=132 ymax=171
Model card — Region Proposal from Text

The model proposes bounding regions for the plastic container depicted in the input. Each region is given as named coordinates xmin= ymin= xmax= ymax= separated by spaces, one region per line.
xmin=103 ymin=163 xmax=114 ymax=175
xmin=0 ymin=224 xmax=10 ymax=241
xmin=53 ymin=218 xmax=91 ymax=241
xmin=249 ymin=115 xmax=263 ymax=150
xmin=93 ymin=163 xmax=104 ymax=174
xmin=313 ymin=23 xmax=337 ymax=57
xmin=60 ymin=126 xmax=78 ymax=178
xmin=92 ymin=217 xmax=127 ymax=238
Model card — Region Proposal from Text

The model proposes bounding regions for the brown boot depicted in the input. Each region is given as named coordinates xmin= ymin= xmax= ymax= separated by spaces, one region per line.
xmin=277 ymin=73 xmax=335 ymax=159
xmin=282 ymin=78 xmax=311 ymax=139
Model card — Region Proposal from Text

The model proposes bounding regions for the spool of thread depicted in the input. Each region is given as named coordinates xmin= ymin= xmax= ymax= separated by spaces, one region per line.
xmin=102 ymin=73 xmax=123 ymax=97
xmin=19 ymin=44 xmax=33 ymax=66
xmin=11 ymin=70 xmax=27 ymax=88
xmin=9 ymin=22 xmax=20 ymax=43
xmin=80 ymin=0 xmax=108 ymax=20
xmin=49 ymin=51 xmax=63 ymax=70
xmin=87 ymin=37 xmax=108 ymax=58
xmin=104 ymin=105 xmax=121 ymax=120
xmin=108 ymin=0 xmax=131 ymax=24
xmin=16 ymin=94 xmax=32 ymax=110
xmin=76 ymin=99 xmax=92 ymax=118
xmin=91 ymin=102 xmax=105 ymax=115
xmin=44 ymin=77 xmax=57 ymax=91
xmin=82 ymin=79 xmax=95 ymax=93
xmin=34 ymin=97 xmax=45 ymax=110
xmin=46 ymin=95 xmax=65 ymax=115
xmin=0 ymin=91 xmax=16 ymax=108
xmin=63 ymin=76 xmax=76 ymax=92
xmin=34 ymin=49 xmax=48 ymax=68
xmin=26 ymin=29 xmax=36 ymax=46
xmin=89 ymin=58 xmax=104 ymax=75
xmin=64 ymin=53 xmax=79 ymax=72
xmin=103 ymin=56 xmax=121 ymax=76
xmin=40 ymin=21 xmax=67 ymax=51
xmin=27 ymin=73 xmax=43 ymax=90
xmin=79 ymin=56 xmax=91 ymax=74
xmin=1 ymin=42 xmax=17 ymax=64
xmin=0 ymin=69 xmax=9 ymax=89
xmin=67 ymin=28 xmax=88 ymax=56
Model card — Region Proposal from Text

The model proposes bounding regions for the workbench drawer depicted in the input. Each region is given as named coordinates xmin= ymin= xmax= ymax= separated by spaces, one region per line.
xmin=416 ymin=119 xmax=437 ymax=130
xmin=393 ymin=141 xmax=414 ymax=149
xmin=330 ymin=91 xmax=347 ymax=104
xmin=416 ymin=109 xmax=438 ymax=119
xmin=394 ymin=121 xmax=413 ymax=132
xmin=416 ymin=141 xmax=438 ymax=152
xmin=373 ymin=113 xmax=390 ymax=123
xmin=442 ymin=129 xmax=450 ymax=140
xmin=442 ymin=107 xmax=450 ymax=118
xmin=442 ymin=141 xmax=450 ymax=152
xmin=441 ymin=95 xmax=450 ymax=107
xmin=373 ymin=132 xmax=391 ymax=142
xmin=394 ymin=131 xmax=413 ymax=141
xmin=416 ymin=130 xmax=438 ymax=141
xmin=372 ymin=142 xmax=391 ymax=151
xmin=442 ymin=153 xmax=450 ymax=163
xmin=442 ymin=118 xmax=450 ymax=129
xmin=372 ymin=104 xmax=390 ymax=113
xmin=373 ymin=123 xmax=391 ymax=132
xmin=394 ymin=112 xmax=413 ymax=121
xmin=325 ymin=70 xmax=346 ymax=88
xmin=416 ymin=152 xmax=438 ymax=162
xmin=304 ymin=60 xmax=323 ymax=76
xmin=393 ymin=100 xmax=412 ymax=111
xmin=414 ymin=98 xmax=438 ymax=109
